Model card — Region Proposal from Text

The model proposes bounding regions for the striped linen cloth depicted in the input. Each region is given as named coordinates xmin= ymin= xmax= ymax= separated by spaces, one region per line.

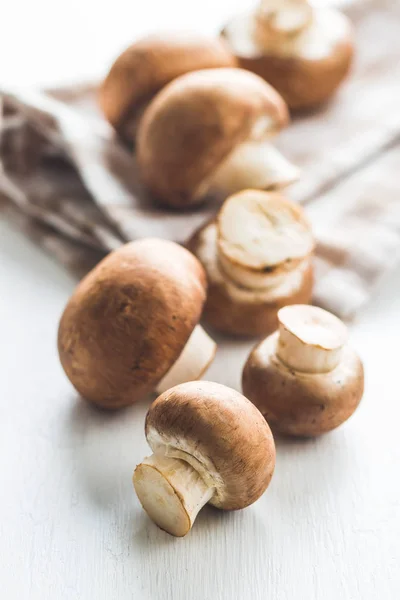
xmin=1 ymin=0 xmax=399 ymax=319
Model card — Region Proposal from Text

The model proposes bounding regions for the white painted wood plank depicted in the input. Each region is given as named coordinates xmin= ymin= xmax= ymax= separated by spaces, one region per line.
xmin=1 ymin=1 xmax=399 ymax=598
xmin=1 ymin=211 xmax=400 ymax=599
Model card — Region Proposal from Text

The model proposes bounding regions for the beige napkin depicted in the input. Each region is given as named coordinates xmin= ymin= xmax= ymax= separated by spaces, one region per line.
xmin=1 ymin=0 xmax=400 ymax=319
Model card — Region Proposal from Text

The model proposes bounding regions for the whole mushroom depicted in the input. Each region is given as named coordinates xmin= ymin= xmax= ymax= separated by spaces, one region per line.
xmin=242 ymin=305 xmax=364 ymax=436
xmin=137 ymin=68 xmax=299 ymax=208
xmin=99 ymin=32 xmax=236 ymax=142
xmin=58 ymin=239 xmax=216 ymax=409
xmin=133 ymin=381 xmax=276 ymax=537
xmin=188 ymin=189 xmax=314 ymax=337
xmin=222 ymin=0 xmax=354 ymax=110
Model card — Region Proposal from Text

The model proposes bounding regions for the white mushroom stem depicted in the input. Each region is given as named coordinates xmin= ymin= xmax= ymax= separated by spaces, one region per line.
xmin=257 ymin=0 xmax=312 ymax=36
xmin=216 ymin=190 xmax=314 ymax=290
xmin=276 ymin=305 xmax=348 ymax=374
xmin=133 ymin=454 xmax=215 ymax=537
xmin=218 ymin=251 xmax=296 ymax=290
xmin=253 ymin=2 xmax=351 ymax=62
xmin=206 ymin=139 xmax=299 ymax=198
xmin=156 ymin=325 xmax=216 ymax=394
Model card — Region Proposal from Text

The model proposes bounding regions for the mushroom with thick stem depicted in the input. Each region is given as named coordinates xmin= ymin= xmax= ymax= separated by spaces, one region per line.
xmin=137 ymin=68 xmax=299 ymax=208
xmin=58 ymin=239 xmax=216 ymax=409
xmin=187 ymin=189 xmax=315 ymax=337
xmin=242 ymin=304 xmax=364 ymax=436
xmin=133 ymin=381 xmax=276 ymax=537
xmin=99 ymin=33 xmax=237 ymax=143
xmin=221 ymin=0 xmax=354 ymax=111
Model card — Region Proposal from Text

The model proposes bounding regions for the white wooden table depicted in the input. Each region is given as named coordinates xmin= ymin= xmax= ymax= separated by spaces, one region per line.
xmin=1 ymin=1 xmax=399 ymax=599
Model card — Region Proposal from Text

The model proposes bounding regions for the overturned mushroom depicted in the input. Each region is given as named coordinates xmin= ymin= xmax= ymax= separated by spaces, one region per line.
xmin=58 ymin=239 xmax=216 ymax=409
xmin=137 ymin=68 xmax=299 ymax=207
xmin=242 ymin=305 xmax=364 ymax=436
xmin=222 ymin=0 xmax=354 ymax=110
xmin=133 ymin=381 xmax=276 ymax=537
xmin=99 ymin=33 xmax=236 ymax=142
xmin=188 ymin=189 xmax=314 ymax=337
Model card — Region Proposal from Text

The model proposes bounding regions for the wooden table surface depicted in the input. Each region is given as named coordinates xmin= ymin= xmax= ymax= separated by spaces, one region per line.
xmin=1 ymin=1 xmax=399 ymax=599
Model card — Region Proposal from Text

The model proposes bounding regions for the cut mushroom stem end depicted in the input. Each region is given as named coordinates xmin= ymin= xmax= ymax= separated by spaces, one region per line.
xmin=276 ymin=305 xmax=348 ymax=374
xmin=258 ymin=0 xmax=313 ymax=37
xmin=133 ymin=454 xmax=214 ymax=537
xmin=216 ymin=189 xmax=314 ymax=290
xmin=156 ymin=325 xmax=217 ymax=394
xmin=207 ymin=139 xmax=300 ymax=198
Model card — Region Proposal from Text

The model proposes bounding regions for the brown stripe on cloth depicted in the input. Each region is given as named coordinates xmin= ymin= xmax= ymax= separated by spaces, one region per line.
xmin=1 ymin=0 xmax=400 ymax=320
xmin=308 ymin=146 xmax=400 ymax=318
xmin=0 ymin=197 xmax=105 ymax=278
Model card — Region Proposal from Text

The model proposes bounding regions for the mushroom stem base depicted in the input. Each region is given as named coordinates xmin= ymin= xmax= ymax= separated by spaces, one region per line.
xmin=156 ymin=325 xmax=216 ymax=394
xmin=207 ymin=139 xmax=299 ymax=197
xmin=133 ymin=454 xmax=214 ymax=537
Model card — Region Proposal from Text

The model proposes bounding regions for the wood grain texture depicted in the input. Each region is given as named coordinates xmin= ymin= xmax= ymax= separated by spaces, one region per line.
xmin=1 ymin=193 xmax=400 ymax=600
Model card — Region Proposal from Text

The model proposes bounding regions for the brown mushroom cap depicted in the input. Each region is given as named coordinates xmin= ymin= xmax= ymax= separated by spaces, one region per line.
xmin=145 ymin=381 xmax=276 ymax=510
xmin=99 ymin=33 xmax=237 ymax=141
xmin=58 ymin=239 xmax=207 ymax=409
xmin=221 ymin=8 xmax=354 ymax=110
xmin=242 ymin=316 xmax=364 ymax=436
xmin=137 ymin=67 xmax=289 ymax=207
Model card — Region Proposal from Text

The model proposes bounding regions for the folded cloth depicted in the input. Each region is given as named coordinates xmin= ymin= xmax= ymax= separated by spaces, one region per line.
xmin=1 ymin=0 xmax=400 ymax=320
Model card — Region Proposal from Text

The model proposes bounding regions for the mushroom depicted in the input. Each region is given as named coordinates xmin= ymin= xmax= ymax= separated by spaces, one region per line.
xmin=242 ymin=305 xmax=364 ymax=436
xmin=58 ymin=239 xmax=216 ymax=409
xmin=99 ymin=33 xmax=236 ymax=143
xmin=137 ymin=68 xmax=299 ymax=208
xmin=187 ymin=189 xmax=314 ymax=337
xmin=133 ymin=380 xmax=275 ymax=537
xmin=221 ymin=0 xmax=354 ymax=110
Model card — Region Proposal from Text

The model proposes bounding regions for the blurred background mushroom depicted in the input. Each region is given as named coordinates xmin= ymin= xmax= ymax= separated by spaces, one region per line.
xmin=222 ymin=0 xmax=354 ymax=110
xmin=99 ymin=33 xmax=237 ymax=143
xmin=136 ymin=68 xmax=298 ymax=207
